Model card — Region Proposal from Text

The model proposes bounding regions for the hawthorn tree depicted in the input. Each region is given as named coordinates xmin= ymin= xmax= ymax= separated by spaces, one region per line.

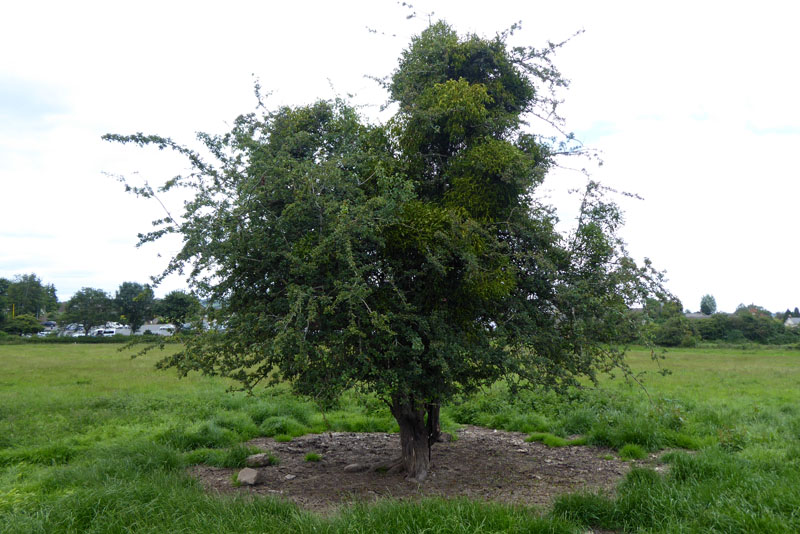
xmin=106 ymin=22 xmax=667 ymax=480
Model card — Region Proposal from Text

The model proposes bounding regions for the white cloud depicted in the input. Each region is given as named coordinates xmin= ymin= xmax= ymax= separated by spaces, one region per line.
xmin=1 ymin=0 xmax=798 ymax=311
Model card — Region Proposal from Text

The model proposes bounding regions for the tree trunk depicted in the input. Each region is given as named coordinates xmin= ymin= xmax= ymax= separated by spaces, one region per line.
xmin=426 ymin=402 xmax=441 ymax=447
xmin=391 ymin=395 xmax=433 ymax=481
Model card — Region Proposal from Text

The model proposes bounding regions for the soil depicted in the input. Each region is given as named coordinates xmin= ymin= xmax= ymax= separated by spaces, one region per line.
xmin=189 ymin=425 xmax=647 ymax=512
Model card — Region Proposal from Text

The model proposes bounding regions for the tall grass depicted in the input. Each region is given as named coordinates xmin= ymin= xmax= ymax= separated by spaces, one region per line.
xmin=2 ymin=345 xmax=800 ymax=532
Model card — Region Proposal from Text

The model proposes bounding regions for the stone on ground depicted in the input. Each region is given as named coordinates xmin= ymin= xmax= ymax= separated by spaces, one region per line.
xmin=237 ymin=467 xmax=264 ymax=485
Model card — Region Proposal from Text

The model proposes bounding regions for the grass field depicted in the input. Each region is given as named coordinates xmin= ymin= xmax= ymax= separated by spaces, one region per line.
xmin=1 ymin=344 xmax=799 ymax=533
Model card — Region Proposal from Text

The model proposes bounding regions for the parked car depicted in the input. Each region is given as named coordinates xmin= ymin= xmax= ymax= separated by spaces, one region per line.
xmin=102 ymin=329 xmax=116 ymax=337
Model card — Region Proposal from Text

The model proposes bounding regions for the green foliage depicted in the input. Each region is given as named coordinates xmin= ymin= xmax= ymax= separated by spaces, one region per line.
xmin=157 ymin=422 xmax=240 ymax=451
xmin=105 ymin=23 xmax=670 ymax=480
xmin=156 ymin=290 xmax=202 ymax=331
xmin=694 ymin=309 xmax=799 ymax=345
xmin=0 ymin=334 xmax=137 ymax=345
xmin=0 ymin=277 xmax=9 ymax=327
xmin=115 ymin=281 xmax=155 ymax=334
xmin=0 ymin=443 xmax=79 ymax=466
xmin=2 ymin=314 xmax=43 ymax=335
xmin=184 ymin=444 xmax=263 ymax=468
xmin=700 ymin=294 xmax=717 ymax=315
xmin=525 ymin=432 xmax=568 ymax=447
xmin=619 ymin=443 xmax=647 ymax=460
xmin=653 ymin=315 xmax=697 ymax=347
xmin=64 ymin=287 xmax=115 ymax=334
xmin=304 ymin=452 xmax=321 ymax=462
xmin=4 ymin=273 xmax=58 ymax=318
xmin=259 ymin=416 xmax=310 ymax=438
xmin=107 ymin=22 xmax=667 ymax=437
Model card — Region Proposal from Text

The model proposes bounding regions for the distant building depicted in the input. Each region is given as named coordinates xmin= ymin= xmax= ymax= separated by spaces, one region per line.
xmin=785 ymin=317 xmax=800 ymax=328
xmin=684 ymin=312 xmax=712 ymax=320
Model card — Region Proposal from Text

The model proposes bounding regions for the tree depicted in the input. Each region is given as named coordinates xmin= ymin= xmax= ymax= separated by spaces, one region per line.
xmin=700 ymin=294 xmax=716 ymax=315
xmin=155 ymin=290 xmax=201 ymax=332
xmin=107 ymin=22 xmax=668 ymax=480
xmin=734 ymin=303 xmax=772 ymax=318
xmin=644 ymin=297 xmax=684 ymax=322
xmin=115 ymin=282 xmax=154 ymax=334
xmin=653 ymin=316 xmax=697 ymax=347
xmin=64 ymin=288 xmax=115 ymax=335
xmin=0 ymin=277 xmax=10 ymax=328
xmin=2 ymin=314 xmax=44 ymax=335
xmin=6 ymin=274 xmax=58 ymax=318
xmin=794 ymin=307 xmax=800 ymax=318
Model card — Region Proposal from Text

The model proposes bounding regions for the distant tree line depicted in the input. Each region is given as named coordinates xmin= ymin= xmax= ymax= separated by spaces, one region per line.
xmin=646 ymin=296 xmax=800 ymax=347
xmin=2 ymin=274 xmax=797 ymax=348
xmin=0 ymin=273 xmax=201 ymax=336
xmin=0 ymin=274 xmax=58 ymax=335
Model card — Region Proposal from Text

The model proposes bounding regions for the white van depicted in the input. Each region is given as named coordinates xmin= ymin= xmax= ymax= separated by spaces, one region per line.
xmin=102 ymin=329 xmax=116 ymax=337
xmin=158 ymin=325 xmax=175 ymax=335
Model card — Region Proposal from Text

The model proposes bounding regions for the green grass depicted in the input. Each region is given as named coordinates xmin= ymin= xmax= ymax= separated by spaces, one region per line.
xmin=525 ymin=432 xmax=568 ymax=447
xmin=618 ymin=443 xmax=647 ymax=460
xmin=304 ymin=453 xmax=322 ymax=463
xmin=2 ymin=344 xmax=800 ymax=532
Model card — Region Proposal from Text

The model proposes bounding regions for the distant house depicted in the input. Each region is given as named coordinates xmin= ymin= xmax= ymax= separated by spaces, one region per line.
xmin=785 ymin=317 xmax=800 ymax=328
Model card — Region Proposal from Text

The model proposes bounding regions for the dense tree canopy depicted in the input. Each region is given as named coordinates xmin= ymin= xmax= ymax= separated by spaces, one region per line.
xmin=115 ymin=282 xmax=154 ymax=334
xmin=0 ymin=277 xmax=10 ymax=328
xmin=155 ymin=290 xmax=201 ymax=331
xmin=2 ymin=314 xmax=43 ymax=335
xmin=700 ymin=294 xmax=716 ymax=315
xmin=64 ymin=288 xmax=115 ymax=334
xmin=5 ymin=274 xmax=58 ymax=319
xmin=107 ymin=22 xmax=667 ymax=480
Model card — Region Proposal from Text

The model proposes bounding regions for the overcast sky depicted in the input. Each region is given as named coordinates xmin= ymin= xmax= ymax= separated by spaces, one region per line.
xmin=2 ymin=0 xmax=798 ymax=313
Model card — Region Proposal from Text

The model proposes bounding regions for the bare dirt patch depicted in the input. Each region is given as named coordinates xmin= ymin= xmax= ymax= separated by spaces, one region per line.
xmin=189 ymin=425 xmax=636 ymax=512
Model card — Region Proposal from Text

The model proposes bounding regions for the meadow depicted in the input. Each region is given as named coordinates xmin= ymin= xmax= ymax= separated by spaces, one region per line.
xmin=1 ymin=344 xmax=799 ymax=533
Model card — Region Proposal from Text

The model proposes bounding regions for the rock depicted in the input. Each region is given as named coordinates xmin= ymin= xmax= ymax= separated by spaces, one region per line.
xmin=237 ymin=467 xmax=264 ymax=485
xmin=437 ymin=432 xmax=453 ymax=442
xmin=284 ymin=474 xmax=296 ymax=480
xmin=246 ymin=453 xmax=274 ymax=467
xmin=344 ymin=463 xmax=369 ymax=473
